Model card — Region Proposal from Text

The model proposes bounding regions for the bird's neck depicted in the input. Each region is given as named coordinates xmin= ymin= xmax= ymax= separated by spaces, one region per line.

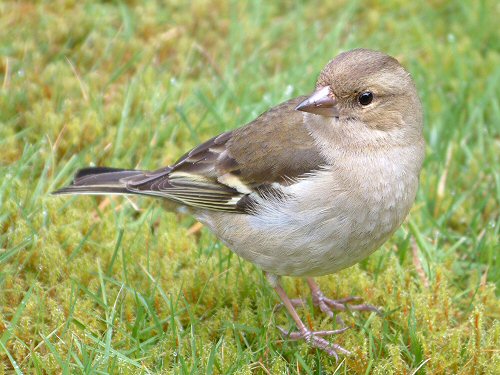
xmin=304 ymin=113 xmax=424 ymax=174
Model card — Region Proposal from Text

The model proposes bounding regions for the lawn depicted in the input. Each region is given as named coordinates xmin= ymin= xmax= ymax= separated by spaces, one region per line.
xmin=1 ymin=0 xmax=499 ymax=373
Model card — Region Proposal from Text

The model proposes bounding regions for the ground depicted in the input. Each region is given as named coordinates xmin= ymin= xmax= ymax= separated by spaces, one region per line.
xmin=0 ymin=0 xmax=499 ymax=373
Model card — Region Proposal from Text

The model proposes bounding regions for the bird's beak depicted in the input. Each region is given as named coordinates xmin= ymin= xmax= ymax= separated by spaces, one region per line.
xmin=295 ymin=86 xmax=339 ymax=117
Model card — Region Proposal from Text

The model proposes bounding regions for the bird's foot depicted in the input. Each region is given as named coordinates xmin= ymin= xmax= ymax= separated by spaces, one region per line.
xmin=313 ymin=293 xmax=381 ymax=318
xmin=278 ymin=326 xmax=351 ymax=359
xmin=283 ymin=294 xmax=380 ymax=319
xmin=268 ymin=275 xmax=381 ymax=359
xmin=276 ymin=281 xmax=381 ymax=327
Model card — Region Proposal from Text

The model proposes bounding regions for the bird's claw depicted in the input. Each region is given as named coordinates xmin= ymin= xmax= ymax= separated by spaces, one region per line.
xmin=278 ymin=326 xmax=351 ymax=359
xmin=279 ymin=293 xmax=381 ymax=316
xmin=272 ymin=278 xmax=381 ymax=358
xmin=312 ymin=292 xmax=382 ymax=316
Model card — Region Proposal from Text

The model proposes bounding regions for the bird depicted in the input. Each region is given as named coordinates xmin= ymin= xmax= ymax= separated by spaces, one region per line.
xmin=53 ymin=48 xmax=425 ymax=358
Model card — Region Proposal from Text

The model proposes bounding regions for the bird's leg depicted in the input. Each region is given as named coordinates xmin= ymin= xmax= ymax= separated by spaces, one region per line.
xmin=267 ymin=273 xmax=350 ymax=359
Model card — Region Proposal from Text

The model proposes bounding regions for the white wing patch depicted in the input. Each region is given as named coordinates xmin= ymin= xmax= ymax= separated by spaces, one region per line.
xmin=217 ymin=173 xmax=253 ymax=194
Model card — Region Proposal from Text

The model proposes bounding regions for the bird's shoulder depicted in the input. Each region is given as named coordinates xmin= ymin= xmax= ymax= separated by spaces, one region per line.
xmin=173 ymin=96 xmax=326 ymax=186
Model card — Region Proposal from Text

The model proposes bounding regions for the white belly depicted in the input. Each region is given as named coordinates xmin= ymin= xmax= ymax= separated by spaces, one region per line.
xmin=197 ymin=158 xmax=420 ymax=277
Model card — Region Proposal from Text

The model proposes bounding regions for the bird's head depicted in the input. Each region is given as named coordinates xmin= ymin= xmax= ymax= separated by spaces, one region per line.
xmin=296 ymin=49 xmax=423 ymax=136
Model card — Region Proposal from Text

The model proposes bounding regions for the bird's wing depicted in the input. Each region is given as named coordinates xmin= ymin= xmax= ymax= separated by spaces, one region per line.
xmin=125 ymin=96 xmax=327 ymax=212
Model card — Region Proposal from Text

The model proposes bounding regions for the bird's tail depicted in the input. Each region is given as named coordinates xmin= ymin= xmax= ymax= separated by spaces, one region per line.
xmin=52 ymin=167 xmax=144 ymax=196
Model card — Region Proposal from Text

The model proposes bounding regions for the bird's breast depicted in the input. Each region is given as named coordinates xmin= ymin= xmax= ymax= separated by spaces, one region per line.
xmin=197 ymin=148 xmax=423 ymax=277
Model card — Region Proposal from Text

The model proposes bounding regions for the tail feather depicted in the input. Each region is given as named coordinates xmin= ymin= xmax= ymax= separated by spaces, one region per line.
xmin=52 ymin=167 xmax=145 ymax=196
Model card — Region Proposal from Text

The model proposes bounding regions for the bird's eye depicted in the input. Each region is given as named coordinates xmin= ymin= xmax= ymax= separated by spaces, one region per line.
xmin=358 ymin=91 xmax=373 ymax=106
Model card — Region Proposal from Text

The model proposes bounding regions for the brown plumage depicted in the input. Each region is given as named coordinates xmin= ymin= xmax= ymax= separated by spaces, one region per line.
xmin=54 ymin=49 xmax=425 ymax=358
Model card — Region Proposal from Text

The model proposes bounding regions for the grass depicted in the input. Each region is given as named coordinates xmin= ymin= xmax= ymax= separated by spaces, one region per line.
xmin=1 ymin=0 xmax=499 ymax=373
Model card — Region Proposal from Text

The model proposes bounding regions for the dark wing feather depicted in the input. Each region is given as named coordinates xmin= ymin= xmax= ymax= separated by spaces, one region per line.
xmin=122 ymin=96 xmax=326 ymax=212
